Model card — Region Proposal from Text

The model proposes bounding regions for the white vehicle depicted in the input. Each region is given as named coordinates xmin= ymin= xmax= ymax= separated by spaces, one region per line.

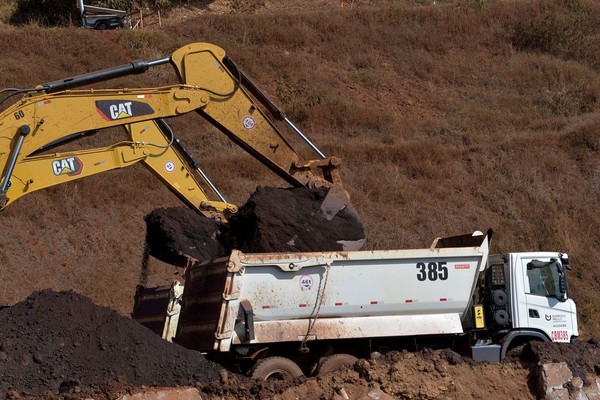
xmin=133 ymin=229 xmax=578 ymax=379
xmin=77 ymin=0 xmax=127 ymax=30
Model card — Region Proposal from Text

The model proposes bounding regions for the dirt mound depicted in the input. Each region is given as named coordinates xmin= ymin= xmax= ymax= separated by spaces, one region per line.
xmin=196 ymin=349 xmax=531 ymax=400
xmin=146 ymin=187 xmax=367 ymax=265
xmin=0 ymin=290 xmax=222 ymax=398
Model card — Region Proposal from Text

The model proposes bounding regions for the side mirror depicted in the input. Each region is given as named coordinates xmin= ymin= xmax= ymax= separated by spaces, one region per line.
xmin=558 ymin=275 xmax=567 ymax=301
xmin=557 ymin=260 xmax=568 ymax=302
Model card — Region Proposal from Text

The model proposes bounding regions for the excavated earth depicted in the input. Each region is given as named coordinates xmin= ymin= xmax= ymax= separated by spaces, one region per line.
xmin=145 ymin=187 xmax=367 ymax=266
xmin=145 ymin=206 xmax=225 ymax=266
xmin=0 ymin=290 xmax=222 ymax=398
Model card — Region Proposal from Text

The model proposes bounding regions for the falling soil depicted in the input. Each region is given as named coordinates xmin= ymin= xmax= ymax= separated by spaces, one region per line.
xmin=145 ymin=187 xmax=367 ymax=266
xmin=144 ymin=207 xmax=225 ymax=266
xmin=0 ymin=290 xmax=222 ymax=398
xmin=221 ymin=186 xmax=367 ymax=253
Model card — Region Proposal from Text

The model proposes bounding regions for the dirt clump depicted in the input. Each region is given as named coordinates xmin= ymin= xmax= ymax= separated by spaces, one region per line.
xmin=145 ymin=187 xmax=367 ymax=265
xmin=145 ymin=207 xmax=225 ymax=266
xmin=221 ymin=186 xmax=367 ymax=253
xmin=0 ymin=290 xmax=223 ymax=399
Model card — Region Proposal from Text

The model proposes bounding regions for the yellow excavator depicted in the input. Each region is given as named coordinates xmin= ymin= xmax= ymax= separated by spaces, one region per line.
xmin=0 ymin=42 xmax=351 ymax=224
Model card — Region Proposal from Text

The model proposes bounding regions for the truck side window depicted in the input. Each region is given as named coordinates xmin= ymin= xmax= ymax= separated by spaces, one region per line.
xmin=526 ymin=263 xmax=560 ymax=297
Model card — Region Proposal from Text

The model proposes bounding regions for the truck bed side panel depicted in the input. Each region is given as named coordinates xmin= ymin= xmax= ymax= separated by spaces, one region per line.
xmin=178 ymin=233 xmax=490 ymax=352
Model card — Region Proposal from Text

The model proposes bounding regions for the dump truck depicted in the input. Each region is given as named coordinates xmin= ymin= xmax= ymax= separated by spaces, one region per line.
xmin=132 ymin=229 xmax=578 ymax=379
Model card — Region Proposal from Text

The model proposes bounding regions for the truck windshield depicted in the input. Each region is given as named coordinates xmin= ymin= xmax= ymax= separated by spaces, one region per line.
xmin=526 ymin=260 xmax=561 ymax=297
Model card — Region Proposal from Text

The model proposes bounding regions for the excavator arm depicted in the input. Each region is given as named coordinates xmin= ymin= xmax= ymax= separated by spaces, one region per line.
xmin=5 ymin=119 xmax=236 ymax=215
xmin=0 ymin=42 xmax=344 ymax=216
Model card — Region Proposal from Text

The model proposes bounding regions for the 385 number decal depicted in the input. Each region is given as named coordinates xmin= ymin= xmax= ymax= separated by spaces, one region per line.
xmin=416 ymin=261 xmax=448 ymax=281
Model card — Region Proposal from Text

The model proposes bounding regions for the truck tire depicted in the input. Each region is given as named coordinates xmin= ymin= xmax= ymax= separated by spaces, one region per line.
xmin=250 ymin=357 xmax=304 ymax=380
xmin=317 ymin=354 xmax=358 ymax=376
xmin=95 ymin=21 xmax=109 ymax=30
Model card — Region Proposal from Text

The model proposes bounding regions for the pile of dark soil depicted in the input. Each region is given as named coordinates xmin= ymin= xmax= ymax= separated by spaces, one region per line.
xmin=145 ymin=187 xmax=367 ymax=266
xmin=0 ymin=290 xmax=222 ymax=398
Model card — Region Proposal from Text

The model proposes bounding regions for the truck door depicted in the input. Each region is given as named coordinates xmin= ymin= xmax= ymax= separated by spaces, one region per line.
xmin=518 ymin=254 xmax=577 ymax=342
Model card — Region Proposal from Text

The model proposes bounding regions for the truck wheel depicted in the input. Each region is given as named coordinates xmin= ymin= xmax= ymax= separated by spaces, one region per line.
xmin=317 ymin=354 xmax=358 ymax=376
xmin=95 ymin=21 xmax=109 ymax=30
xmin=250 ymin=357 xmax=304 ymax=380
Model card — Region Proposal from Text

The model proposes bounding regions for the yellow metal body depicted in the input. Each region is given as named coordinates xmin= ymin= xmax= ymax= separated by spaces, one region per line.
xmin=0 ymin=42 xmax=342 ymax=215
xmin=9 ymin=120 xmax=235 ymax=215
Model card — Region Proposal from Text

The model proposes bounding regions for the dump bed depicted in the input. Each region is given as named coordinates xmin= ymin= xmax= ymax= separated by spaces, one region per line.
xmin=175 ymin=230 xmax=491 ymax=352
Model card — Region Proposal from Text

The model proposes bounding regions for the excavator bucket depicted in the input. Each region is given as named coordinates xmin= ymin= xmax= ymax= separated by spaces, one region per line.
xmin=320 ymin=185 xmax=350 ymax=221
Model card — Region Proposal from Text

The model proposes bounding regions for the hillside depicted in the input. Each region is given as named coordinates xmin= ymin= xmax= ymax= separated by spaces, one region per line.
xmin=0 ymin=0 xmax=599 ymax=397
xmin=1 ymin=0 xmax=599 ymax=333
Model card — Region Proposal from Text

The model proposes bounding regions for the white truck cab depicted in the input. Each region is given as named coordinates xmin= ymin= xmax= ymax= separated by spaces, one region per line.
xmin=471 ymin=252 xmax=577 ymax=362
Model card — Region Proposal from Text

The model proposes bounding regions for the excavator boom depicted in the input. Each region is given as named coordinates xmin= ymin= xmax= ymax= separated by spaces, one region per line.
xmin=0 ymin=43 xmax=344 ymax=215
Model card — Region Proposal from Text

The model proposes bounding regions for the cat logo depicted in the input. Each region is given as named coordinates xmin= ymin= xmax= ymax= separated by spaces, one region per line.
xmin=95 ymin=100 xmax=155 ymax=121
xmin=52 ymin=157 xmax=83 ymax=177
xmin=109 ymin=102 xmax=133 ymax=120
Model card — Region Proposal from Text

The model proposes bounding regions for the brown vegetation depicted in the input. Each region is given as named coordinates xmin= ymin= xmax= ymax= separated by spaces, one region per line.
xmin=0 ymin=0 xmax=599 ymax=338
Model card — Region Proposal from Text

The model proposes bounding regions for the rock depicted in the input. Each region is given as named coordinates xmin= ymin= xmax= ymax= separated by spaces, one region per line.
xmin=540 ymin=362 xmax=573 ymax=391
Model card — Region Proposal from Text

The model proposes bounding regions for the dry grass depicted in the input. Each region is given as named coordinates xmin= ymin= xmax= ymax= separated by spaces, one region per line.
xmin=0 ymin=0 xmax=599 ymax=337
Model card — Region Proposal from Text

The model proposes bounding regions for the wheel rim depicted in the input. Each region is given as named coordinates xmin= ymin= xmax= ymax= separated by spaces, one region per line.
xmin=264 ymin=369 xmax=292 ymax=380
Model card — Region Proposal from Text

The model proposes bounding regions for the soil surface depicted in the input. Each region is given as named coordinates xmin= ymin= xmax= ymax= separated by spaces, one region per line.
xmin=0 ymin=290 xmax=221 ymax=398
